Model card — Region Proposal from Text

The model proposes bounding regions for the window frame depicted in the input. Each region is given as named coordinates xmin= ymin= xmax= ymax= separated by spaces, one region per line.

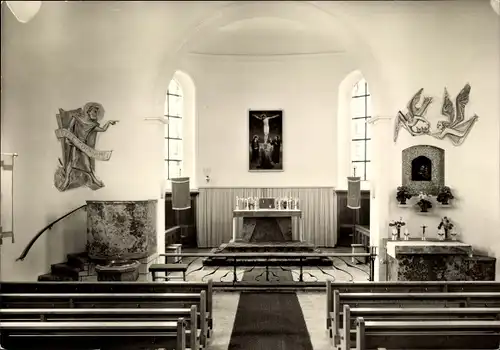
xmin=350 ymin=80 xmax=371 ymax=181
xmin=165 ymin=80 xmax=183 ymax=180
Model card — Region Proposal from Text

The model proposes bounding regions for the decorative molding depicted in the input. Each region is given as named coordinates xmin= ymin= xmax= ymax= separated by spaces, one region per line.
xmin=185 ymin=51 xmax=346 ymax=62
xmin=394 ymin=84 xmax=479 ymax=146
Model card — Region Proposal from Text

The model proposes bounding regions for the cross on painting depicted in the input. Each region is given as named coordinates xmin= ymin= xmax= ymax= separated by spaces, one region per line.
xmin=248 ymin=109 xmax=283 ymax=171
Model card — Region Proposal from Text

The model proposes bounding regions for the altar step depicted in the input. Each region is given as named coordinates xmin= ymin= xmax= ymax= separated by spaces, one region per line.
xmin=38 ymin=252 xmax=89 ymax=281
xmin=203 ymin=241 xmax=333 ymax=267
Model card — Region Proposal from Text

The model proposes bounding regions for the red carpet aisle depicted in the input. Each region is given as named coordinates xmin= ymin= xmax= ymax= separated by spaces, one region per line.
xmin=227 ymin=269 xmax=314 ymax=350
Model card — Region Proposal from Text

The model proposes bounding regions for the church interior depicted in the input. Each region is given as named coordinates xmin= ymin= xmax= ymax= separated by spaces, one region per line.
xmin=1 ymin=1 xmax=500 ymax=349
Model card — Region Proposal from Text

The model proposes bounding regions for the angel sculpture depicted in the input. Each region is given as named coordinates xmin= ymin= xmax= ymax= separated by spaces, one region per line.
xmin=393 ymin=88 xmax=434 ymax=142
xmin=431 ymin=83 xmax=479 ymax=146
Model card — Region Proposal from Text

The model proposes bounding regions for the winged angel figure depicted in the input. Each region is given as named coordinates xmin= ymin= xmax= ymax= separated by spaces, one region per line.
xmin=393 ymin=88 xmax=433 ymax=142
xmin=431 ymin=83 xmax=479 ymax=146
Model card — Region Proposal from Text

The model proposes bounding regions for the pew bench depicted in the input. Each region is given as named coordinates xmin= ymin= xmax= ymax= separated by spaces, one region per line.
xmin=1 ymin=291 xmax=210 ymax=346
xmin=0 ymin=319 xmax=189 ymax=350
xmin=325 ymin=280 xmax=500 ymax=331
xmin=352 ymin=318 xmax=500 ymax=350
xmin=149 ymin=263 xmax=189 ymax=281
xmin=329 ymin=290 xmax=500 ymax=342
xmin=0 ymin=280 xmax=214 ymax=332
xmin=340 ymin=305 xmax=500 ymax=349
xmin=0 ymin=306 xmax=206 ymax=348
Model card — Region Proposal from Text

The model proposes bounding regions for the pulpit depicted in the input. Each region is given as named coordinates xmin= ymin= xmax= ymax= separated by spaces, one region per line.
xmin=385 ymin=239 xmax=496 ymax=281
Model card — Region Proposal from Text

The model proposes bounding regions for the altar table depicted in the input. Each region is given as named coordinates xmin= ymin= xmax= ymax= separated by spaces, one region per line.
xmin=232 ymin=209 xmax=303 ymax=242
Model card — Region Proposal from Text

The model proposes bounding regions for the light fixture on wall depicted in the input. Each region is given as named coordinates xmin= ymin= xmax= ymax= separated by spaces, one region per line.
xmin=491 ymin=0 xmax=500 ymax=15
xmin=203 ymin=167 xmax=211 ymax=183
xmin=3 ymin=1 xmax=42 ymax=23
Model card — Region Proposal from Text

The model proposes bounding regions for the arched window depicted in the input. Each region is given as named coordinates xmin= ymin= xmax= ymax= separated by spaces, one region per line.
xmin=165 ymin=79 xmax=183 ymax=179
xmin=350 ymin=78 xmax=372 ymax=180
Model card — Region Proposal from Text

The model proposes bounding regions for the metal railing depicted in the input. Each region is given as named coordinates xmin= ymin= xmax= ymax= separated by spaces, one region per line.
xmin=16 ymin=205 xmax=87 ymax=261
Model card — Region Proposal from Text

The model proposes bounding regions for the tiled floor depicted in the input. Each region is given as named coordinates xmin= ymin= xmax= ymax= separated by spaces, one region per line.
xmin=82 ymin=248 xmax=368 ymax=349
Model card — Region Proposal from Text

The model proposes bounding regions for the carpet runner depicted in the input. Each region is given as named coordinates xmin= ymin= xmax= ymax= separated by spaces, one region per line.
xmin=227 ymin=268 xmax=313 ymax=350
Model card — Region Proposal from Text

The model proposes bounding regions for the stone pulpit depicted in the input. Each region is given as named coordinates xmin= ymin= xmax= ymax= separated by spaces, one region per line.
xmin=86 ymin=200 xmax=157 ymax=281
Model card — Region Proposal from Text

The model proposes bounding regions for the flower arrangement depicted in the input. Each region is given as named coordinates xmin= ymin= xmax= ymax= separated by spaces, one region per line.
xmin=438 ymin=216 xmax=454 ymax=239
xmin=389 ymin=217 xmax=406 ymax=239
xmin=396 ymin=185 xmax=413 ymax=205
xmin=436 ymin=186 xmax=454 ymax=205
xmin=416 ymin=192 xmax=432 ymax=212
xmin=389 ymin=217 xmax=406 ymax=229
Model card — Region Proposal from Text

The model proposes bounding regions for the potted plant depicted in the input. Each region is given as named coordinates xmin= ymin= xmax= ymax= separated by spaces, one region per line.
xmin=416 ymin=192 xmax=432 ymax=212
xmin=436 ymin=186 xmax=454 ymax=205
xmin=396 ymin=186 xmax=413 ymax=205
xmin=389 ymin=217 xmax=406 ymax=240
xmin=438 ymin=216 xmax=454 ymax=240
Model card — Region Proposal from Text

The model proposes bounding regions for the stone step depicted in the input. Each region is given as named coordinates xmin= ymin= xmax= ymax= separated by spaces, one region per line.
xmin=38 ymin=273 xmax=78 ymax=281
xmin=51 ymin=263 xmax=81 ymax=280
xmin=66 ymin=252 xmax=89 ymax=270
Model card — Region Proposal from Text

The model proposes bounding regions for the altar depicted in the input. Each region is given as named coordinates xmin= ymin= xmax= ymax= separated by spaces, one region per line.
xmin=232 ymin=209 xmax=303 ymax=243
xmin=385 ymin=239 xmax=496 ymax=281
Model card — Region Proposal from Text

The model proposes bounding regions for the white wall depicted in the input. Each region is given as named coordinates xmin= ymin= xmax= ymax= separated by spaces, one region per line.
xmin=179 ymin=54 xmax=354 ymax=188
xmin=1 ymin=0 xmax=499 ymax=281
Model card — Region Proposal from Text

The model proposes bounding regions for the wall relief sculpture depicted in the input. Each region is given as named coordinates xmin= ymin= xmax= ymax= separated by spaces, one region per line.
xmin=54 ymin=102 xmax=119 ymax=192
xmin=394 ymin=83 xmax=479 ymax=146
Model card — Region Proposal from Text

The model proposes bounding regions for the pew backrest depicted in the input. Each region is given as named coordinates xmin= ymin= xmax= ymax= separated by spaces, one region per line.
xmin=0 ymin=280 xmax=213 ymax=320
xmin=0 ymin=306 xmax=206 ymax=348
xmin=354 ymin=318 xmax=500 ymax=350
xmin=1 ymin=318 xmax=188 ymax=350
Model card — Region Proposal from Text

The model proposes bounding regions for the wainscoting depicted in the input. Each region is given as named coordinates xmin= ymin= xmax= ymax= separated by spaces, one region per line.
xmin=164 ymin=188 xmax=371 ymax=249
xmin=195 ymin=187 xmax=337 ymax=248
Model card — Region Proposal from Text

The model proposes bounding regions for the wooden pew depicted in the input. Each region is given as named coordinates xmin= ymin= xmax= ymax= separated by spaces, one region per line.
xmin=325 ymin=279 xmax=500 ymax=336
xmin=1 ymin=291 xmax=208 ymax=348
xmin=354 ymin=318 xmax=500 ymax=350
xmin=0 ymin=318 xmax=188 ymax=350
xmin=0 ymin=306 xmax=204 ymax=349
xmin=330 ymin=290 xmax=500 ymax=344
xmin=341 ymin=305 xmax=500 ymax=350
xmin=0 ymin=280 xmax=214 ymax=332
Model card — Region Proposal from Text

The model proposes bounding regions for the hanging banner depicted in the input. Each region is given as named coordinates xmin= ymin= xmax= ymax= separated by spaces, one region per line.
xmin=171 ymin=177 xmax=191 ymax=210
xmin=347 ymin=176 xmax=361 ymax=209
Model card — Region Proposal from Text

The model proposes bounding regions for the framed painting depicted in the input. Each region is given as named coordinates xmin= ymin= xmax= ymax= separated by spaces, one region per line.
xmin=248 ymin=109 xmax=283 ymax=171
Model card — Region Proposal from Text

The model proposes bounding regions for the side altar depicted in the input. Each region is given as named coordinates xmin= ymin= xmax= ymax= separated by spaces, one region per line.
xmin=385 ymin=239 xmax=496 ymax=281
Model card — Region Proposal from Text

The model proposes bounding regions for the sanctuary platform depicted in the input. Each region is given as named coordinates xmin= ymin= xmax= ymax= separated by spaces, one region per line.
xmin=385 ymin=239 xmax=496 ymax=281
xmin=203 ymin=205 xmax=333 ymax=267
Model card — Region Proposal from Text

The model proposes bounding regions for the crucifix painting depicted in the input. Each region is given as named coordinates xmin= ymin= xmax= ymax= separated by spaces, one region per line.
xmin=54 ymin=102 xmax=119 ymax=191
xmin=248 ymin=109 xmax=283 ymax=171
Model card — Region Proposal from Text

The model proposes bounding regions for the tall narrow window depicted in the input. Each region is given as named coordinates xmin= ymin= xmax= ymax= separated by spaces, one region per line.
xmin=350 ymin=78 xmax=372 ymax=180
xmin=165 ymin=79 xmax=183 ymax=179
